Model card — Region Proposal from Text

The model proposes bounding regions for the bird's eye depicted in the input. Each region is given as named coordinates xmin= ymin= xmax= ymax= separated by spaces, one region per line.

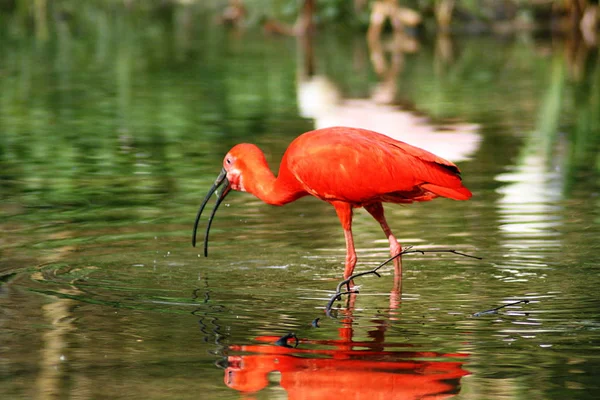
xmin=226 ymin=158 xmax=232 ymax=165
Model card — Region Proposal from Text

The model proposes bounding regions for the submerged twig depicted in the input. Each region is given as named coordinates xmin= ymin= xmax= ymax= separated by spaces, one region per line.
xmin=275 ymin=332 xmax=299 ymax=348
xmin=472 ymin=299 xmax=530 ymax=317
xmin=325 ymin=290 xmax=359 ymax=316
xmin=325 ymin=247 xmax=482 ymax=317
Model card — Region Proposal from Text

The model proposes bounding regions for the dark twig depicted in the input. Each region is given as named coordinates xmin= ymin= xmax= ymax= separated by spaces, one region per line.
xmin=325 ymin=247 xmax=482 ymax=317
xmin=472 ymin=299 xmax=530 ymax=317
xmin=325 ymin=291 xmax=359 ymax=317
xmin=275 ymin=332 xmax=299 ymax=348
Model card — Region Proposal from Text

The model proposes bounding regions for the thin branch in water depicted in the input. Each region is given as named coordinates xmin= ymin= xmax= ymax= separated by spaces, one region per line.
xmin=407 ymin=249 xmax=483 ymax=260
xmin=472 ymin=299 xmax=530 ymax=317
xmin=325 ymin=290 xmax=359 ymax=317
xmin=275 ymin=332 xmax=299 ymax=348
xmin=325 ymin=247 xmax=482 ymax=317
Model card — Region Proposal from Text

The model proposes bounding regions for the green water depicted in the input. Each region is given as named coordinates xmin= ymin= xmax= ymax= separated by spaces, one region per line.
xmin=1 ymin=8 xmax=600 ymax=400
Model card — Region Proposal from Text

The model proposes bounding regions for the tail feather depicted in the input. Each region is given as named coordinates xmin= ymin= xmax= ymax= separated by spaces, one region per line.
xmin=421 ymin=183 xmax=472 ymax=201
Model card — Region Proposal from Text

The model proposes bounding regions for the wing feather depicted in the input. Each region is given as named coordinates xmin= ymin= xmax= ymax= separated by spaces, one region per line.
xmin=282 ymin=127 xmax=471 ymax=204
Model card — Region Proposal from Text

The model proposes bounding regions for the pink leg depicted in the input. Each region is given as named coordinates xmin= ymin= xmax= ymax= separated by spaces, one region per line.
xmin=332 ymin=201 xmax=357 ymax=279
xmin=364 ymin=202 xmax=403 ymax=276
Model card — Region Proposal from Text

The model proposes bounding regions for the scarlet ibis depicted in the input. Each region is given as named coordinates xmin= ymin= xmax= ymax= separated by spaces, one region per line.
xmin=193 ymin=126 xmax=471 ymax=279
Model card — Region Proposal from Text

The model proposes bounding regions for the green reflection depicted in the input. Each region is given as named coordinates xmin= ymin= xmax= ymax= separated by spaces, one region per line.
xmin=0 ymin=5 xmax=599 ymax=400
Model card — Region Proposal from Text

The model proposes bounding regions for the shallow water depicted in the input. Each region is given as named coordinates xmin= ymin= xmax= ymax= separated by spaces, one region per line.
xmin=1 ymin=8 xmax=600 ymax=400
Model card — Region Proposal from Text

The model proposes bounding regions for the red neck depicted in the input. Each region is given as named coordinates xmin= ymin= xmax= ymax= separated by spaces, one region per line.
xmin=242 ymin=157 xmax=306 ymax=206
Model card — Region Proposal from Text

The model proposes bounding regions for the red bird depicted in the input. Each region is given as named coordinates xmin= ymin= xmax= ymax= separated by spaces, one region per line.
xmin=193 ymin=127 xmax=471 ymax=279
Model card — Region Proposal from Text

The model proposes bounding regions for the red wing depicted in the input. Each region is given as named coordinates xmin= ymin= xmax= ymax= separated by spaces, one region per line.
xmin=284 ymin=127 xmax=470 ymax=204
xmin=344 ymin=127 xmax=462 ymax=175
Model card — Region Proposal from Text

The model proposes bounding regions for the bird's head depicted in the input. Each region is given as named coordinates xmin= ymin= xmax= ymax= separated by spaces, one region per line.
xmin=192 ymin=143 xmax=265 ymax=256
xmin=221 ymin=143 xmax=265 ymax=192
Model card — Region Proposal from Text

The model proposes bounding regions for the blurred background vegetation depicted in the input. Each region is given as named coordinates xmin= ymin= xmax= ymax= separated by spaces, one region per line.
xmin=1 ymin=0 xmax=598 ymax=37
xmin=0 ymin=0 xmax=598 ymax=215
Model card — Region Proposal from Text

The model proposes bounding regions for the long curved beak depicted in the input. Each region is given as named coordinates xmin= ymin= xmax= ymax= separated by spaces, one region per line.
xmin=192 ymin=168 xmax=232 ymax=256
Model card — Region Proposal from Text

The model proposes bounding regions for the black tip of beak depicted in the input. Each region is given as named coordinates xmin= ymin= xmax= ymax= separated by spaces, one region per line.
xmin=192 ymin=168 xmax=230 ymax=256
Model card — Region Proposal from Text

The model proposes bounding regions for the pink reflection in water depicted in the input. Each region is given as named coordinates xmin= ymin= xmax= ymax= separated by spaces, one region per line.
xmin=223 ymin=319 xmax=469 ymax=399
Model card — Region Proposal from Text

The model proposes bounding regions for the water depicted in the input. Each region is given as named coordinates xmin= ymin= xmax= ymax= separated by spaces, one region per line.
xmin=1 ymin=8 xmax=600 ymax=400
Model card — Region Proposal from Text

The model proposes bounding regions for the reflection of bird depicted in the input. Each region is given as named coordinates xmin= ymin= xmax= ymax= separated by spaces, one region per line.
xmin=193 ymin=126 xmax=471 ymax=279
xmin=224 ymin=334 xmax=469 ymax=398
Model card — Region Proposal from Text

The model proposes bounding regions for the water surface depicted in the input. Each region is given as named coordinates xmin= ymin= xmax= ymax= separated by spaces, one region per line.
xmin=1 ymin=9 xmax=600 ymax=400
